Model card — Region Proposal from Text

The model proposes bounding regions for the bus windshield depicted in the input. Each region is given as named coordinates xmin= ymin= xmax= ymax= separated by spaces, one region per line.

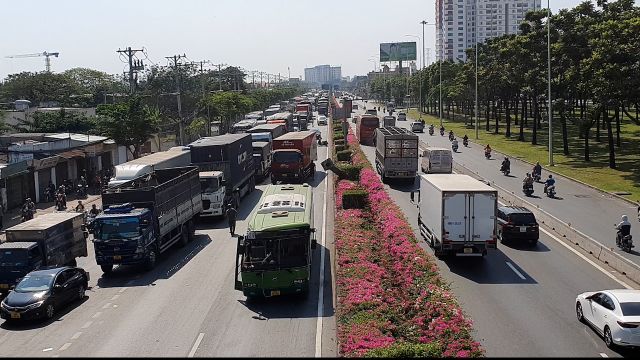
xmin=243 ymin=236 xmax=308 ymax=269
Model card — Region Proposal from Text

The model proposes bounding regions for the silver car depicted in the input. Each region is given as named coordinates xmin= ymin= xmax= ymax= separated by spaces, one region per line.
xmin=411 ymin=121 xmax=424 ymax=133
xmin=398 ymin=112 xmax=407 ymax=121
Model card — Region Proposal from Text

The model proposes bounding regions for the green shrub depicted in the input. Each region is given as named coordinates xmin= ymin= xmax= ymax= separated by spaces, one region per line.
xmin=342 ymin=189 xmax=368 ymax=209
xmin=336 ymin=149 xmax=352 ymax=161
xmin=364 ymin=342 xmax=442 ymax=358
xmin=336 ymin=163 xmax=363 ymax=181
xmin=334 ymin=133 xmax=344 ymax=141
xmin=334 ymin=139 xmax=345 ymax=146
xmin=335 ymin=144 xmax=346 ymax=152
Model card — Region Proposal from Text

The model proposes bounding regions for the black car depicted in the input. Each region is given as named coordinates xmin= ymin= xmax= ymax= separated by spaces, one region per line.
xmin=0 ymin=267 xmax=89 ymax=321
xmin=497 ymin=206 xmax=539 ymax=245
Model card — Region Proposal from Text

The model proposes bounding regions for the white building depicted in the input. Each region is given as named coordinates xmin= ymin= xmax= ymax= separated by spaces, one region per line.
xmin=304 ymin=65 xmax=342 ymax=85
xmin=436 ymin=0 xmax=541 ymax=62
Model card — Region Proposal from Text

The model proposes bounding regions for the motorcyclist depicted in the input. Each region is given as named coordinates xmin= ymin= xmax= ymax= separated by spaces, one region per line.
xmin=439 ymin=125 xmax=445 ymax=135
xmin=532 ymin=161 xmax=542 ymax=179
xmin=523 ymin=173 xmax=534 ymax=189
xmin=448 ymin=130 xmax=454 ymax=140
xmin=451 ymin=138 xmax=459 ymax=149
xmin=75 ymin=200 xmax=85 ymax=213
xmin=22 ymin=198 xmax=35 ymax=221
xmin=501 ymin=157 xmax=510 ymax=173
xmin=463 ymin=134 xmax=469 ymax=146
xmin=89 ymin=204 xmax=101 ymax=217
xmin=484 ymin=144 xmax=492 ymax=157
xmin=429 ymin=124 xmax=435 ymax=132
xmin=544 ymin=174 xmax=556 ymax=194
xmin=616 ymin=215 xmax=632 ymax=246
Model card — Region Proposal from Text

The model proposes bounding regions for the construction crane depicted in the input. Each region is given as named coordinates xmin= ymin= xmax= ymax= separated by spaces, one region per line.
xmin=5 ymin=51 xmax=60 ymax=72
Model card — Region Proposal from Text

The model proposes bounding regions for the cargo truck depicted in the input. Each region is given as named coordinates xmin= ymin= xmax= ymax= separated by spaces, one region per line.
xmin=383 ymin=115 xmax=396 ymax=127
xmin=266 ymin=112 xmax=294 ymax=132
xmin=271 ymin=131 xmax=317 ymax=184
xmin=189 ymin=134 xmax=256 ymax=216
xmin=247 ymin=124 xmax=286 ymax=140
xmin=317 ymin=99 xmax=329 ymax=116
xmin=252 ymin=141 xmax=272 ymax=181
xmin=356 ymin=115 xmax=380 ymax=145
xmin=0 ymin=212 xmax=88 ymax=294
xmin=375 ymin=127 xmax=418 ymax=183
xmin=234 ymin=184 xmax=316 ymax=298
xmin=94 ymin=166 xmax=202 ymax=274
xmin=108 ymin=147 xmax=191 ymax=187
xmin=411 ymin=174 xmax=498 ymax=258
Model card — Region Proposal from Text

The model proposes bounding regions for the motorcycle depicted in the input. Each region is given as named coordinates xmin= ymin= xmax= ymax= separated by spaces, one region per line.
xmin=21 ymin=208 xmax=34 ymax=222
xmin=429 ymin=127 xmax=434 ymax=136
xmin=440 ymin=129 xmax=445 ymax=136
xmin=76 ymin=184 xmax=87 ymax=198
xmin=485 ymin=151 xmax=491 ymax=160
xmin=448 ymin=132 xmax=455 ymax=141
xmin=44 ymin=187 xmax=52 ymax=202
xmin=545 ymin=184 xmax=556 ymax=198
xmin=463 ymin=138 xmax=469 ymax=147
xmin=523 ymin=183 xmax=534 ymax=196
xmin=532 ymin=172 xmax=541 ymax=183
xmin=452 ymin=142 xmax=459 ymax=153
xmin=55 ymin=193 xmax=66 ymax=211
xmin=615 ymin=225 xmax=634 ymax=252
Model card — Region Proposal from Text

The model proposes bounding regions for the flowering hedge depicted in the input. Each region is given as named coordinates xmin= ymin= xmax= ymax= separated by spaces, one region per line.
xmin=334 ymin=126 xmax=483 ymax=357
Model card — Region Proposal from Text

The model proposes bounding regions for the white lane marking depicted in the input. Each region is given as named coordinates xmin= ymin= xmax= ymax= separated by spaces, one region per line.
xmin=539 ymin=227 xmax=633 ymax=289
xmin=91 ymin=312 xmax=102 ymax=319
xmin=315 ymin=141 xmax=329 ymax=358
xmin=188 ymin=333 xmax=205 ymax=358
xmin=600 ymin=353 xmax=608 ymax=358
xmin=118 ymin=287 xmax=127 ymax=293
xmin=102 ymin=303 xmax=112 ymax=309
xmin=506 ymin=261 xmax=526 ymax=280
xmin=42 ymin=348 xmax=53 ymax=352
xmin=111 ymin=295 xmax=120 ymax=301
xmin=70 ymin=332 xmax=82 ymax=340
xmin=58 ymin=343 xmax=72 ymax=351
xmin=81 ymin=321 xmax=93 ymax=329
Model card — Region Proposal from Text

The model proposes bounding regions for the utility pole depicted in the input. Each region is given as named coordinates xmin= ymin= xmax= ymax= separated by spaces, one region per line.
xmin=166 ymin=54 xmax=188 ymax=145
xmin=213 ymin=63 xmax=227 ymax=91
xmin=420 ymin=20 xmax=427 ymax=118
xmin=193 ymin=60 xmax=212 ymax=136
xmin=116 ymin=47 xmax=145 ymax=93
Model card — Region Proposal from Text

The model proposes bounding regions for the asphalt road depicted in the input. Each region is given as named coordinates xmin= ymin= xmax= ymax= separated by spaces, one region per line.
xmin=352 ymin=102 xmax=636 ymax=357
xmin=0 ymin=121 xmax=336 ymax=357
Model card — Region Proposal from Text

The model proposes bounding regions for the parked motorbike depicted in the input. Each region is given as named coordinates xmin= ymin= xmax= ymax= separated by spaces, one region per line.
xmin=523 ymin=184 xmax=534 ymax=196
xmin=615 ymin=225 xmax=634 ymax=252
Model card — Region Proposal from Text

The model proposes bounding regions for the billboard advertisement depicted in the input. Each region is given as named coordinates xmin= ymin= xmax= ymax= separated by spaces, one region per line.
xmin=379 ymin=42 xmax=417 ymax=62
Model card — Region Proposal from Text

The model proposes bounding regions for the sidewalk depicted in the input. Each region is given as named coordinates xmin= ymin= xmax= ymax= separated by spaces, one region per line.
xmin=0 ymin=193 xmax=102 ymax=242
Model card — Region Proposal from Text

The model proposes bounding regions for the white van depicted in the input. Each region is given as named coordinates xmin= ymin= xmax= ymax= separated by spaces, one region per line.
xmin=420 ymin=147 xmax=453 ymax=174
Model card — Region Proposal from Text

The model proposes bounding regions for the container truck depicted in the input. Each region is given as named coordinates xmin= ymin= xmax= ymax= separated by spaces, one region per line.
xmin=108 ymin=147 xmax=191 ymax=187
xmin=235 ymin=184 xmax=316 ymax=298
xmin=317 ymin=99 xmax=329 ymax=116
xmin=266 ymin=112 xmax=294 ymax=132
xmin=252 ymin=141 xmax=272 ymax=182
xmin=411 ymin=174 xmax=498 ymax=258
xmin=94 ymin=166 xmax=202 ymax=274
xmin=247 ymin=124 xmax=286 ymax=140
xmin=271 ymin=131 xmax=317 ymax=184
xmin=375 ymin=127 xmax=418 ymax=183
xmin=356 ymin=114 xmax=380 ymax=145
xmin=189 ymin=134 xmax=256 ymax=216
xmin=382 ymin=115 xmax=396 ymax=127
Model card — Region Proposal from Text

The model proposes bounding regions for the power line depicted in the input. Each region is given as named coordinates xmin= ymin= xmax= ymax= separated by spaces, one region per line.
xmin=165 ymin=53 xmax=189 ymax=145
xmin=116 ymin=47 xmax=145 ymax=93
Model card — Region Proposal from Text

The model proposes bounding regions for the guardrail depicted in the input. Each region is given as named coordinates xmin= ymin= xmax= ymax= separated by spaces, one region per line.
xmin=453 ymin=163 xmax=640 ymax=286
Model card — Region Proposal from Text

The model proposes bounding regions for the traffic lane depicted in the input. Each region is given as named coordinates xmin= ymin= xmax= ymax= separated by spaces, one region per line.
xmin=355 ymin=138 xmax=628 ymax=357
xmin=395 ymin=113 xmax=640 ymax=264
xmin=193 ymin=161 xmax=332 ymax=356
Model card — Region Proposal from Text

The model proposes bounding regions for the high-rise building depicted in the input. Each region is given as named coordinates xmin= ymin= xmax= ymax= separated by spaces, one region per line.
xmin=436 ymin=0 xmax=541 ymax=62
xmin=304 ymin=65 xmax=342 ymax=85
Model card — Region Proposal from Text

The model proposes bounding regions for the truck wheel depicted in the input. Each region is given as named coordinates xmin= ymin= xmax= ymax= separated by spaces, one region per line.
xmin=145 ymin=249 xmax=157 ymax=271
xmin=188 ymin=220 xmax=196 ymax=242
xmin=310 ymin=164 xmax=316 ymax=180
xmin=68 ymin=259 xmax=77 ymax=267
xmin=179 ymin=226 xmax=189 ymax=247
xmin=101 ymin=264 xmax=113 ymax=274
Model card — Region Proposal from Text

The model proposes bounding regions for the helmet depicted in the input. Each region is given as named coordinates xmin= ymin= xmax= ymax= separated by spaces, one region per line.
xmin=526 ymin=173 xmax=531 ymax=176
xmin=622 ymin=215 xmax=629 ymax=222
xmin=548 ymin=174 xmax=553 ymax=178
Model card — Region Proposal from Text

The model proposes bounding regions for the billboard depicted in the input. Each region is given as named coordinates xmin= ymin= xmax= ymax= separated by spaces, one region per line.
xmin=380 ymin=42 xmax=417 ymax=62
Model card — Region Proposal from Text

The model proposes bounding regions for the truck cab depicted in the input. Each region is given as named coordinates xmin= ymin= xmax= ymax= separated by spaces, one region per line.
xmin=0 ymin=243 xmax=43 ymax=293
xmin=199 ymin=171 xmax=227 ymax=216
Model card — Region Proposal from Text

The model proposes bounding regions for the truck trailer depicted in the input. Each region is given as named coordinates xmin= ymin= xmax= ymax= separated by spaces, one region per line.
xmin=252 ymin=141 xmax=272 ymax=181
xmin=356 ymin=115 xmax=379 ymax=145
xmin=271 ymin=131 xmax=317 ymax=184
xmin=235 ymin=184 xmax=316 ymax=298
xmin=0 ymin=212 xmax=88 ymax=293
xmin=375 ymin=127 xmax=418 ymax=183
xmin=247 ymin=123 xmax=286 ymax=141
xmin=189 ymin=134 xmax=256 ymax=215
xmin=413 ymin=174 xmax=498 ymax=257
xmin=94 ymin=166 xmax=202 ymax=274
xmin=108 ymin=147 xmax=192 ymax=187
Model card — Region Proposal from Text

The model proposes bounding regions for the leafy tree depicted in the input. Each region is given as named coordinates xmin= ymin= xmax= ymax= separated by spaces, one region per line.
xmin=96 ymin=97 xmax=159 ymax=158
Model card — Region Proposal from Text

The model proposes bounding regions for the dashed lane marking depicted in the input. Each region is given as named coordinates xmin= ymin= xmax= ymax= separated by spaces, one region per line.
xmin=70 ymin=332 xmax=82 ymax=340
xmin=188 ymin=333 xmax=205 ymax=358
xmin=58 ymin=343 xmax=72 ymax=351
xmin=506 ymin=261 xmax=526 ymax=280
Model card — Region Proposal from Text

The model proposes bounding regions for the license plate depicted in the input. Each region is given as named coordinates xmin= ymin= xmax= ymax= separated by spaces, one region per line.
xmin=464 ymin=248 xmax=473 ymax=254
xmin=113 ymin=255 xmax=122 ymax=260
xmin=10 ymin=312 xmax=20 ymax=319
xmin=270 ymin=290 xmax=281 ymax=296
xmin=0 ymin=284 xmax=8 ymax=289
xmin=520 ymin=226 xmax=527 ymax=233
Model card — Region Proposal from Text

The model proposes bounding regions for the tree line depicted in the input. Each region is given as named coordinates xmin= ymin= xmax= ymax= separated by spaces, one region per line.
xmin=368 ymin=0 xmax=639 ymax=168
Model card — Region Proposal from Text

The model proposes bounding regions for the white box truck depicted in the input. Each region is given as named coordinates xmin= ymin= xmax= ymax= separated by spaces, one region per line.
xmin=412 ymin=174 xmax=498 ymax=257
xmin=108 ymin=147 xmax=191 ymax=187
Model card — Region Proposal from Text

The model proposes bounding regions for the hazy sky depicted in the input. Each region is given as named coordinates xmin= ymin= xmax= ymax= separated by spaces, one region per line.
xmin=0 ymin=0 xmax=628 ymax=80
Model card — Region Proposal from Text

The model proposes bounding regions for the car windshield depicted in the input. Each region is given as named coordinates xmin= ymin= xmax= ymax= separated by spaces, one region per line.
xmin=95 ymin=217 xmax=141 ymax=240
xmin=620 ymin=302 xmax=640 ymax=316
xmin=508 ymin=213 xmax=537 ymax=225
xmin=0 ymin=249 xmax=29 ymax=267
xmin=200 ymin=178 xmax=219 ymax=193
xmin=273 ymin=151 xmax=302 ymax=163
xmin=14 ymin=274 xmax=54 ymax=292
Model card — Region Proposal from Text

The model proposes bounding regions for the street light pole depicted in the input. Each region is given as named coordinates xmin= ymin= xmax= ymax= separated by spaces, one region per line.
xmin=475 ymin=0 xmax=479 ymax=139
xmin=421 ymin=20 xmax=426 ymax=117
xmin=439 ymin=22 xmax=443 ymax=127
xmin=547 ymin=0 xmax=554 ymax=166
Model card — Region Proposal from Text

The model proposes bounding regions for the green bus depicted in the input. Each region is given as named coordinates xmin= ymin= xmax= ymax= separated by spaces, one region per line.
xmin=234 ymin=184 xmax=317 ymax=298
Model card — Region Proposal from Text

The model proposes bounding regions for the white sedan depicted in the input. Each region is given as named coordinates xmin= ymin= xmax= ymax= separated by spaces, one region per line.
xmin=576 ymin=289 xmax=640 ymax=348
xmin=317 ymin=115 xmax=327 ymax=125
